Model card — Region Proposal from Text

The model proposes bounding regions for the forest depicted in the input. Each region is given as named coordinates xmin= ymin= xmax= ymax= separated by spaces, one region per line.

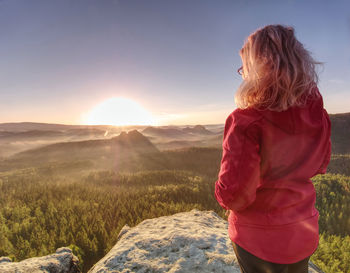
xmin=0 ymin=146 xmax=349 ymax=272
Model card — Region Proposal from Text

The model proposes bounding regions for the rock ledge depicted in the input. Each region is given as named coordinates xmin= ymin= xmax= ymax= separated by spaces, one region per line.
xmin=0 ymin=247 xmax=80 ymax=273
xmin=88 ymin=209 xmax=323 ymax=273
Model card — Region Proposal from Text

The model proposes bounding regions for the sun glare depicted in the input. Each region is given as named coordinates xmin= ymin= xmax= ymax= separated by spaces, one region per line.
xmin=84 ymin=97 xmax=156 ymax=126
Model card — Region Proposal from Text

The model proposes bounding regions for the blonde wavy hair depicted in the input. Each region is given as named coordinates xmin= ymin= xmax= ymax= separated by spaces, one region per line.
xmin=235 ymin=24 xmax=322 ymax=111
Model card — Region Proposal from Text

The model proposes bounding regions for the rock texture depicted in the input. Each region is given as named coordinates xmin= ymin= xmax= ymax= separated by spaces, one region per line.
xmin=88 ymin=209 xmax=324 ymax=273
xmin=0 ymin=247 xmax=80 ymax=273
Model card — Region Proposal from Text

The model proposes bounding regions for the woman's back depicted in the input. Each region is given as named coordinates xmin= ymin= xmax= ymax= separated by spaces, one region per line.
xmin=245 ymin=86 xmax=330 ymax=224
xmin=214 ymin=24 xmax=331 ymax=269
xmin=215 ymin=86 xmax=331 ymax=263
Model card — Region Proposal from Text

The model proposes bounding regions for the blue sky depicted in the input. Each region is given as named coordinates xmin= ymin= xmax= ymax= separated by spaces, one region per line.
xmin=0 ymin=0 xmax=349 ymax=125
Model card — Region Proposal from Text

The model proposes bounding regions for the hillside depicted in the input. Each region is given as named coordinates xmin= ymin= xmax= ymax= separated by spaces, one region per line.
xmin=142 ymin=126 xmax=189 ymax=138
xmin=329 ymin=112 xmax=350 ymax=154
xmin=182 ymin=124 xmax=215 ymax=135
xmin=0 ymin=130 xmax=65 ymax=140
xmin=1 ymin=112 xmax=348 ymax=155
xmin=0 ymin=130 xmax=160 ymax=171
xmin=0 ymin=122 xmax=145 ymax=132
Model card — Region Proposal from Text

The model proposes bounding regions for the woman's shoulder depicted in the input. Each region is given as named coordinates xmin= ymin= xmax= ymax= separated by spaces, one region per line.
xmin=223 ymin=108 xmax=263 ymax=146
xmin=226 ymin=107 xmax=263 ymax=128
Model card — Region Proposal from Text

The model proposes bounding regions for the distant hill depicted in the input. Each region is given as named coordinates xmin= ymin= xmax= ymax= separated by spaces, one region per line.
xmin=182 ymin=125 xmax=215 ymax=135
xmin=0 ymin=122 xmax=145 ymax=132
xmin=0 ymin=130 xmax=65 ymax=140
xmin=0 ymin=122 xmax=83 ymax=132
xmin=329 ymin=113 xmax=350 ymax=154
xmin=0 ymin=112 xmax=349 ymax=154
xmin=327 ymin=154 xmax=350 ymax=176
xmin=142 ymin=126 xmax=188 ymax=138
xmin=0 ymin=124 xmax=139 ymax=158
xmin=156 ymin=140 xmax=205 ymax=150
xmin=65 ymin=128 xmax=109 ymax=137
xmin=0 ymin=130 xmax=159 ymax=171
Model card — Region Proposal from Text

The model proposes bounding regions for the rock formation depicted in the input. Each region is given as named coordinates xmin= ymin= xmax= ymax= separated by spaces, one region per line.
xmin=0 ymin=247 xmax=80 ymax=273
xmin=88 ymin=209 xmax=323 ymax=273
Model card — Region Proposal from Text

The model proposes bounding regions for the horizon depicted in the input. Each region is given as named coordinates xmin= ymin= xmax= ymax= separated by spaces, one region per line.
xmin=1 ymin=0 xmax=350 ymax=125
xmin=0 ymin=120 xmax=226 ymax=127
xmin=1 ymin=109 xmax=350 ymax=128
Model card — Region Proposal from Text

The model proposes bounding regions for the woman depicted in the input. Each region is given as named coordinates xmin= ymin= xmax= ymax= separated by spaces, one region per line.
xmin=214 ymin=25 xmax=331 ymax=273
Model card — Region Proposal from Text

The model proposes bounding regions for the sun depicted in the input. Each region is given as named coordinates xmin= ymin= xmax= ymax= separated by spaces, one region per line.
xmin=83 ymin=97 xmax=156 ymax=126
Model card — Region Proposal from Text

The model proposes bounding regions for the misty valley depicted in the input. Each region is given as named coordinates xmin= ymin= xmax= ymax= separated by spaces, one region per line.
xmin=0 ymin=114 xmax=349 ymax=272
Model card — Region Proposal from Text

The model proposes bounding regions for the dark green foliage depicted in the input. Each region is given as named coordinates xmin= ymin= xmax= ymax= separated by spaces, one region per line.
xmin=311 ymin=233 xmax=350 ymax=273
xmin=163 ymin=147 xmax=223 ymax=178
xmin=312 ymin=173 xmax=350 ymax=236
xmin=0 ymin=167 xmax=223 ymax=272
xmin=329 ymin=112 xmax=350 ymax=154
xmin=308 ymin=173 xmax=350 ymax=272
xmin=69 ymin=244 xmax=84 ymax=271
xmin=327 ymin=154 xmax=350 ymax=176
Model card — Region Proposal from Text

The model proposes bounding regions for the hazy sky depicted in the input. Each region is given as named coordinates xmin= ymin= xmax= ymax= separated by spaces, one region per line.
xmin=1 ymin=0 xmax=349 ymax=125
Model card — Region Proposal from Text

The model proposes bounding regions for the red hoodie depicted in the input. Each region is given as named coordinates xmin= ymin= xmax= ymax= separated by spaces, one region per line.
xmin=214 ymin=87 xmax=331 ymax=264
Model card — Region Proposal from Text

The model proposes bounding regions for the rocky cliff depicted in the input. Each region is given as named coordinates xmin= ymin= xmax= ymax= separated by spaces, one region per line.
xmin=0 ymin=247 xmax=80 ymax=273
xmin=0 ymin=210 xmax=324 ymax=273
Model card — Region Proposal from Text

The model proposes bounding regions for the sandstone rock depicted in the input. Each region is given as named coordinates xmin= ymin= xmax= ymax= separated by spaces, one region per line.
xmin=0 ymin=257 xmax=12 ymax=263
xmin=0 ymin=247 xmax=80 ymax=273
xmin=88 ymin=209 xmax=324 ymax=273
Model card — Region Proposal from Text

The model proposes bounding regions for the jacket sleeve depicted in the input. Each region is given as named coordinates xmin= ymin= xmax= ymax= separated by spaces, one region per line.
xmin=215 ymin=112 xmax=261 ymax=212
xmin=317 ymin=109 xmax=332 ymax=174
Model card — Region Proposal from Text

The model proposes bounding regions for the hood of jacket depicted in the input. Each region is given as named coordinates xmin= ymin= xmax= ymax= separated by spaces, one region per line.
xmin=257 ymin=88 xmax=324 ymax=134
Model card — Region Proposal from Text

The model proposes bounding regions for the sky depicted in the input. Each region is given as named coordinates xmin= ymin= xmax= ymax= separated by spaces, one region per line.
xmin=0 ymin=0 xmax=349 ymax=125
